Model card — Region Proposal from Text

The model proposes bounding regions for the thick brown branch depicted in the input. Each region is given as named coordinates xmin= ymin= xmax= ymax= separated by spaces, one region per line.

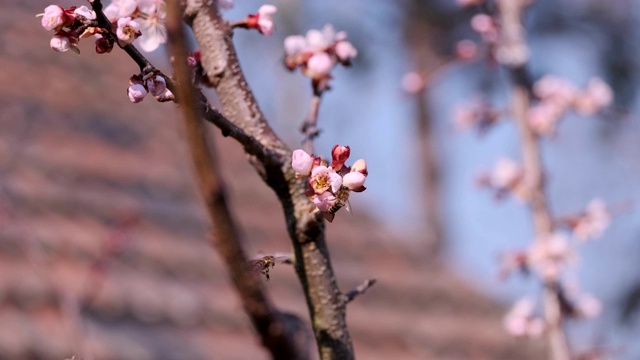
xmin=497 ymin=1 xmax=571 ymax=360
xmin=165 ymin=2 xmax=304 ymax=359
xmin=182 ymin=1 xmax=354 ymax=359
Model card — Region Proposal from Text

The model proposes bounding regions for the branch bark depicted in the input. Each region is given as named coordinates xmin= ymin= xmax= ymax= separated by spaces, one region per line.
xmin=165 ymin=2 xmax=305 ymax=359
xmin=181 ymin=1 xmax=355 ymax=359
xmin=497 ymin=1 xmax=571 ymax=359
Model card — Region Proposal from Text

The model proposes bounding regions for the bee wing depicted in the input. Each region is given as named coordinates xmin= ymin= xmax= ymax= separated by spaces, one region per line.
xmin=272 ymin=254 xmax=293 ymax=264
xmin=344 ymin=198 xmax=353 ymax=214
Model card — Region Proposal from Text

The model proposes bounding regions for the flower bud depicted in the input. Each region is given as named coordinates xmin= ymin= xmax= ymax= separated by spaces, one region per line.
xmin=335 ymin=41 xmax=357 ymax=63
xmin=305 ymin=53 xmax=333 ymax=80
xmin=331 ymin=145 xmax=350 ymax=171
xmin=257 ymin=4 xmax=277 ymax=36
xmin=41 ymin=5 xmax=66 ymax=31
xmin=351 ymin=159 xmax=368 ymax=176
xmin=128 ymin=84 xmax=147 ymax=103
xmin=342 ymin=172 xmax=366 ymax=190
xmin=146 ymin=76 xmax=167 ymax=97
xmin=50 ymin=34 xmax=71 ymax=52
xmin=291 ymin=149 xmax=313 ymax=176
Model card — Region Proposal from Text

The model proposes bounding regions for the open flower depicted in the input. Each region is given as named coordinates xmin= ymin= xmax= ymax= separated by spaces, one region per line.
xmin=116 ymin=17 xmax=141 ymax=44
xmin=309 ymin=166 xmax=342 ymax=195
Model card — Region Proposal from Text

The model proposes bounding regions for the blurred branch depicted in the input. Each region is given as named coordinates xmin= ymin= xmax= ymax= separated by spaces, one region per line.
xmin=181 ymin=1 xmax=355 ymax=359
xmin=300 ymin=94 xmax=322 ymax=154
xmin=165 ymin=1 xmax=304 ymax=359
xmin=345 ymin=279 xmax=377 ymax=303
xmin=496 ymin=1 xmax=570 ymax=359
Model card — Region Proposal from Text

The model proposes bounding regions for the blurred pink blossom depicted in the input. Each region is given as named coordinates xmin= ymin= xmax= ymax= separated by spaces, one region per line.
xmin=503 ymin=297 xmax=545 ymax=337
xmin=572 ymin=199 xmax=611 ymax=241
xmin=401 ymin=72 xmax=425 ymax=94
xmin=455 ymin=40 xmax=479 ymax=61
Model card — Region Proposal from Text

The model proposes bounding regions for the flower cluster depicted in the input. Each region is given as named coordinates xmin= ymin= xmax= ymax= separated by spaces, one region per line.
xmin=284 ymin=25 xmax=358 ymax=93
xmin=127 ymin=73 xmax=174 ymax=103
xmin=528 ymin=76 xmax=614 ymax=136
xmin=39 ymin=5 xmax=99 ymax=54
xmin=291 ymin=145 xmax=367 ymax=222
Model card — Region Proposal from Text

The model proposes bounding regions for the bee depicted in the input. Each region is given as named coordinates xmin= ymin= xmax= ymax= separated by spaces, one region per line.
xmin=323 ymin=186 xmax=352 ymax=222
xmin=250 ymin=254 xmax=293 ymax=280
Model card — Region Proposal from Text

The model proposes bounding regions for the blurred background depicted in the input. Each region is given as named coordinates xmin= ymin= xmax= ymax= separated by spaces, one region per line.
xmin=1 ymin=0 xmax=639 ymax=358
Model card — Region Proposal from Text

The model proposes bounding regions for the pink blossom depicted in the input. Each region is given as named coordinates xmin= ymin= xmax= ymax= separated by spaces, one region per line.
xmin=331 ymin=145 xmax=350 ymax=171
xmin=335 ymin=41 xmax=358 ymax=62
xmin=471 ymin=14 xmax=495 ymax=34
xmin=309 ymin=166 xmax=342 ymax=194
xmin=574 ymin=77 xmax=614 ymax=115
xmin=351 ymin=159 xmax=368 ymax=176
xmin=306 ymin=24 xmax=336 ymax=52
xmin=104 ymin=0 xmax=138 ymax=21
xmin=146 ymin=75 xmax=167 ymax=97
xmin=503 ymin=298 xmax=545 ymax=338
xmin=154 ymin=88 xmax=175 ymax=102
xmin=533 ymin=75 xmax=576 ymax=108
xmin=128 ymin=84 xmax=148 ymax=103
xmin=342 ymin=172 xmax=366 ymax=190
xmin=490 ymin=158 xmax=523 ymax=190
xmin=455 ymin=40 xmax=478 ymax=61
xmin=73 ymin=5 xmax=96 ymax=20
xmin=292 ymin=149 xmax=314 ymax=176
xmin=312 ymin=192 xmax=337 ymax=213
xmin=41 ymin=5 xmax=66 ymax=31
xmin=117 ymin=17 xmax=141 ymax=44
xmin=136 ymin=0 xmax=167 ymax=52
xmin=528 ymin=103 xmax=562 ymax=136
xmin=306 ymin=53 xmax=333 ymax=80
xmin=401 ymin=72 xmax=425 ymax=94
xmin=256 ymin=4 xmax=277 ymax=36
xmin=284 ymin=35 xmax=307 ymax=56
xmin=50 ymin=34 xmax=71 ymax=52
xmin=527 ymin=232 xmax=572 ymax=281
xmin=577 ymin=294 xmax=601 ymax=318
xmin=573 ymin=199 xmax=610 ymax=241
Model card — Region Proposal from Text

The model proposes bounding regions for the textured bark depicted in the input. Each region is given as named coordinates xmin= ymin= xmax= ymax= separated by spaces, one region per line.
xmin=165 ymin=2 xmax=306 ymax=359
xmin=182 ymin=1 xmax=354 ymax=359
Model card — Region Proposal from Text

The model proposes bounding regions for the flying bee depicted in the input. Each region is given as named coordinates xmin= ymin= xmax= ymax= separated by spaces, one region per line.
xmin=250 ymin=254 xmax=293 ymax=280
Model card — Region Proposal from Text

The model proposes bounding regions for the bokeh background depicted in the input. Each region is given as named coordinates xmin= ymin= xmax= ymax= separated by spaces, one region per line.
xmin=1 ymin=0 xmax=639 ymax=359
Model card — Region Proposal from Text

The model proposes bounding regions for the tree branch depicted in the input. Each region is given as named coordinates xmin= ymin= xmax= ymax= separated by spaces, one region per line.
xmin=300 ymin=94 xmax=322 ymax=154
xmin=345 ymin=279 xmax=377 ymax=303
xmin=165 ymin=1 xmax=305 ymax=359
xmin=496 ymin=1 xmax=571 ymax=359
xmin=182 ymin=1 xmax=355 ymax=359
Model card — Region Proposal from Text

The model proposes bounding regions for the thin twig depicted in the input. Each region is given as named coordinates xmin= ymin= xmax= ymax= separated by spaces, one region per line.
xmin=300 ymin=94 xmax=322 ymax=154
xmin=165 ymin=1 xmax=304 ymax=359
xmin=496 ymin=1 xmax=571 ymax=359
xmin=345 ymin=279 xmax=377 ymax=303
